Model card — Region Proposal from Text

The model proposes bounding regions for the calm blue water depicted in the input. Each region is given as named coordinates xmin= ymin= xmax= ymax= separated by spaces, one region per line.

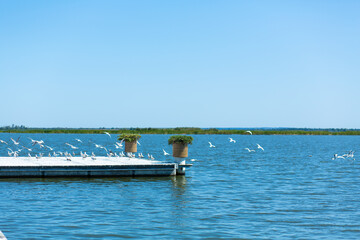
xmin=0 ymin=133 xmax=360 ymax=239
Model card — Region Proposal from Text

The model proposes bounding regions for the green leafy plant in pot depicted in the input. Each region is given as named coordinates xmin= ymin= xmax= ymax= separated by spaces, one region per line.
xmin=168 ymin=135 xmax=193 ymax=158
xmin=118 ymin=133 xmax=141 ymax=153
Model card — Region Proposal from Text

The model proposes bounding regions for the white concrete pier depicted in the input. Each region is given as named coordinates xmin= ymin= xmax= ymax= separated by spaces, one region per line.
xmin=0 ymin=157 xmax=179 ymax=177
xmin=0 ymin=231 xmax=7 ymax=240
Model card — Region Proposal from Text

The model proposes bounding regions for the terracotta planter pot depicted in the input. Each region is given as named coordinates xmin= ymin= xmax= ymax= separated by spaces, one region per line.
xmin=125 ymin=141 xmax=137 ymax=153
xmin=172 ymin=143 xmax=188 ymax=158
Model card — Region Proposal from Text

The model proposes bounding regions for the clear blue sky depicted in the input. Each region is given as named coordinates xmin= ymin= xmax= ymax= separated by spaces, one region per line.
xmin=1 ymin=0 xmax=359 ymax=128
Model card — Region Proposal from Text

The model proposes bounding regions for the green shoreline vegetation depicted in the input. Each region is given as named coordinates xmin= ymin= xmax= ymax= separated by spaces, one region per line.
xmin=1 ymin=126 xmax=360 ymax=135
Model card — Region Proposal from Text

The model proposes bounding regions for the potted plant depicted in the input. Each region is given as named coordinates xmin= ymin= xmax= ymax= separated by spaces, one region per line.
xmin=168 ymin=135 xmax=193 ymax=158
xmin=118 ymin=133 xmax=141 ymax=153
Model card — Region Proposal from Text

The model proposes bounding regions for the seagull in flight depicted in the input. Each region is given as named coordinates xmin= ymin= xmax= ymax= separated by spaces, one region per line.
xmin=104 ymin=132 xmax=111 ymax=138
xmin=0 ymin=139 xmax=8 ymax=145
xmin=10 ymin=137 xmax=20 ymax=145
xmin=245 ymin=131 xmax=252 ymax=135
xmin=114 ymin=142 xmax=123 ymax=148
xmin=229 ymin=138 xmax=236 ymax=143
xmin=256 ymin=143 xmax=264 ymax=151
xmin=22 ymin=146 xmax=32 ymax=152
xmin=209 ymin=142 xmax=216 ymax=148
xmin=45 ymin=145 xmax=54 ymax=151
xmin=75 ymin=139 xmax=83 ymax=143
xmin=65 ymin=143 xmax=78 ymax=150
xmin=163 ymin=149 xmax=170 ymax=156
xmin=245 ymin=148 xmax=255 ymax=152
xmin=28 ymin=138 xmax=44 ymax=146
xmin=137 ymin=140 xmax=141 ymax=146
xmin=94 ymin=143 xmax=107 ymax=152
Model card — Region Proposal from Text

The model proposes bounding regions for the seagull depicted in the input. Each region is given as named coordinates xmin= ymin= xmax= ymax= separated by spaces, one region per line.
xmin=332 ymin=154 xmax=344 ymax=160
xmin=163 ymin=149 xmax=170 ymax=156
xmin=10 ymin=137 xmax=20 ymax=145
xmin=229 ymin=138 xmax=236 ymax=143
xmin=209 ymin=142 xmax=216 ymax=148
xmin=104 ymin=132 xmax=111 ymax=138
xmin=256 ymin=143 xmax=264 ymax=151
xmin=22 ymin=146 xmax=32 ymax=152
xmin=0 ymin=139 xmax=8 ymax=145
xmin=245 ymin=148 xmax=255 ymax=152
xmin=28 ymin=138 xmax=44 ymax=146
xmin=137 ymin=140 xmax=141 ymax=146
xmin=245 ymin=131 xmax=253 ymax=135
xmin=7 ymin=148 xmax=14 ymax=156
xmin=45 ymin=145 xmax=54 ymax=151
xmin=94 ymin=143 xmax=108 ymax=151
xmin=75 ymin=138 xmax=83 ymax=143
xmin=65 ymin=143 xmax=78 ymax=150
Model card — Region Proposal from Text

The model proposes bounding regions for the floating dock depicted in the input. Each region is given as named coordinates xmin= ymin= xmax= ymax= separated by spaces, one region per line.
xmin=0 ymin=231 xmax=7 ymax=240
xmin=0 ymin=157 xmax=191 ymax=177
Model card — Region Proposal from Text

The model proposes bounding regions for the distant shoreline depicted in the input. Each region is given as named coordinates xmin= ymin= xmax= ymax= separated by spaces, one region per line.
xmin=1 ymin=128 xmax=360 ymax=135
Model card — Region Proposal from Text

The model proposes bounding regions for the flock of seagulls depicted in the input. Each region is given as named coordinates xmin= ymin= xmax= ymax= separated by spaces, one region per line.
xmin=207 ymin=131 xmax=264 ymax=154
xmin=332 ymin=151 xmax=355 ymax=161
xmin=0 ymin=132 xmax=161 ymax=161
xmin=0 ymin=130 xmax=357 ymax=162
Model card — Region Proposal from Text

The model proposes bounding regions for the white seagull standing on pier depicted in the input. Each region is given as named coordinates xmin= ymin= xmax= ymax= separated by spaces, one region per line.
xmin=256 ymin=143 xmax=264 ymax=151
xmin=229 ymin=138 xmax=236 ymax=143
xmin=209 ymin=142 xmax=216 ymax=148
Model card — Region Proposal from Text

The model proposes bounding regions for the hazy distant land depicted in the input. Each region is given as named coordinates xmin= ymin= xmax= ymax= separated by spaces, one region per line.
xmin=1 ymin=126 xmax=360 ymax=135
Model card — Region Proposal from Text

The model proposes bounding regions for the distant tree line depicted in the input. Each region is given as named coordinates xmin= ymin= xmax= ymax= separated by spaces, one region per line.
xmin=0 ymin=126 xmax=360 ymax=135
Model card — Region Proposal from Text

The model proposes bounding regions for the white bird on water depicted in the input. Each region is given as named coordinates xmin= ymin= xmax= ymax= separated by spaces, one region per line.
xmin=245 ymin=148 xmax=255 ymax=152
xmin=209 ymin=142 xmax=216 ymax=148
xmin=229 ymin=138 xmax=236 ymax=143
xmin=65 ymin=143 xmax=78 ymax=150
xmin=256 ymin=143 xmax=264 ymax=151
xmin=245 ymin=131 xmax=253 ymax=135
xmin=332 ymin=154 xmax=345 ymax=160
xmin=104 ymin=132 xmax=111 ymax=138
xmin=163 ymin=149 xmax=170 ymax=156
